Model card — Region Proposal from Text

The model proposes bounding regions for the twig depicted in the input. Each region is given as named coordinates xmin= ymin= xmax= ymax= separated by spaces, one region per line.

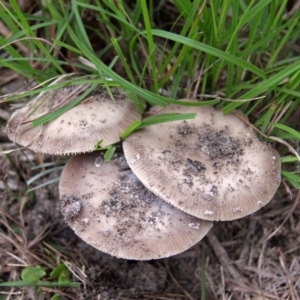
xmin=258 ymin=190 xmax=300 ymax=289
xmin=163 ymin=261 xmax=194 ymax=300
xmin=206 ymin=231 xmax=245 ymax=281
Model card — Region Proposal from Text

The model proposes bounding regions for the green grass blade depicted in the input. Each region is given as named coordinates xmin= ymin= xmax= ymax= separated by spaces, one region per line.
xmin=141 ymin=112 xmax=196 ymax=128
xmin=140 ymin=0 xmax=158 ymax=92
xmin=0 ymin=281 xmax=80 ymax=288
xmin=281 ymin=170 xmax=300 ymax=189
xmin=271 ymin=123 xmax=300 ymax=141
xmin=120 ymin=120 xmax=142 ymax=140
xmin=104 ymin=146 xmax=117 ymax=162
xmin=32 ymin=84 xmax=97 ymax=127
xmin=151 ymin=30 xmax=267 ymax=79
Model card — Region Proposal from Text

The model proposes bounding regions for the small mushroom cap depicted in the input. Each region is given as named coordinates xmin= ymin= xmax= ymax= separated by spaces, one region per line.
xmin=59 ymin=152 xmax=212 ymax=260
xmin=6 ymin=77 xmax=142 ymax=154
xmin=123 ymin=101 xmax=281 ymax=221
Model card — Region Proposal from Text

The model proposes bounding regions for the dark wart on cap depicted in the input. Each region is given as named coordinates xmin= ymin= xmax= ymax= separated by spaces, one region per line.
xmin=59 ymin=152 xmax=212 ymax=260
xmin=6 ymin=75 xmax=142 ymax=155
xmin=123 ymin=101 xmax=281 ymax=221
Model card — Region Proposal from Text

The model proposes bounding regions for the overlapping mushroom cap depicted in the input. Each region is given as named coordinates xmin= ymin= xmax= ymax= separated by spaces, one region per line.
xmin=6 ymin=76 xmax=142 ymax=154
xmin=123 ymin=101 xmax=281 ymax=221
xmin=59 ymin=152 xmax=213 ymax=260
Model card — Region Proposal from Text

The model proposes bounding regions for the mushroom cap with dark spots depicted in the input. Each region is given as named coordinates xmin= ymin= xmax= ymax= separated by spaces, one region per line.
xmin=59 ymin=152 xmax=212 ymax=260
xmin=122 ymin=101 xmax=281 ymax=221
xmin=6 ymin=75 xmax=142 ymax=155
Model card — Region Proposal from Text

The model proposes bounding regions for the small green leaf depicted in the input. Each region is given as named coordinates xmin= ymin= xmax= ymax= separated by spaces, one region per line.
xmin=21 ymin=266 xmax=46 ymax=283
xmin=58 ymin=269 xmax=70 ymax=284
xmin=50 ymin=264 xmax=68 ymax=278
xmin=51 ymin=294 xmax=61 ymax=300
xmin=104 ymin=146 xmax=116 ymax=162
xmin=94 ymin=140 xmax=104 ymax=150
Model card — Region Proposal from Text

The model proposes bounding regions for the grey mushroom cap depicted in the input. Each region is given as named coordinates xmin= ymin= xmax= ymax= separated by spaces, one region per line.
xmin=6 ymin=76 xmax=142 ymax=155
xmin=122 ymin=101 xmax=281 ymax=221
xmin=59 ymin=152 xmax=213 ymax=260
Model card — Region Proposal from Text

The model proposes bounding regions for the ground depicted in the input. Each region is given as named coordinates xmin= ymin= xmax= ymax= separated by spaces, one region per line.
xmin=0 ymin=81 xmax=299 ymax=299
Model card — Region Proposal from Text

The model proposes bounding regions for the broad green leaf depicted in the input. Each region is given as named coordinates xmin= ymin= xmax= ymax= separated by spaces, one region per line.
xmin=21 ymin=266 xmax=46 ymax=283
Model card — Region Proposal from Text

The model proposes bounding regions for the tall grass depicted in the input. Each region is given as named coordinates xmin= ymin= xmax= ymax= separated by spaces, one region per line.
xmin=0 ymin=0 xmax=299 ymax=188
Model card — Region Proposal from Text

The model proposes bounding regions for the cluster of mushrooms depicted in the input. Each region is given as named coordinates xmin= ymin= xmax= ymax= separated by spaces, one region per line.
xmin=6 ymin=76 xmax=281 ymax=260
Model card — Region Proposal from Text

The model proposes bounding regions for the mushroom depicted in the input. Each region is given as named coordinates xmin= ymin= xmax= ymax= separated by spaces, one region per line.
xmin=6 ymin=76 xmax=142 ymax=155
xmin=59 ymin=152 xmax=213 ymax=260
xmin=122 ymin=101 xmax=281 ymax=221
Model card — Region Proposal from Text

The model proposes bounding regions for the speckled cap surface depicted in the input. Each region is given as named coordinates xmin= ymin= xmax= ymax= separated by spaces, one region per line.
xmin=59 ymin=152 xmax=212 ymax=260
xmin=6 ymin=76 xmax=142 ymax=155
xmin=122 ymin=101 xmax=281 ymax=221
